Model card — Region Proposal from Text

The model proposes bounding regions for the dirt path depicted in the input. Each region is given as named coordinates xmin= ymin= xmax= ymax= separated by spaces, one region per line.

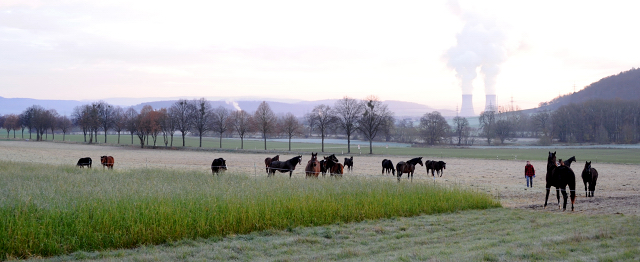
xmin=1 ymin=140 xmax=638 ymax=215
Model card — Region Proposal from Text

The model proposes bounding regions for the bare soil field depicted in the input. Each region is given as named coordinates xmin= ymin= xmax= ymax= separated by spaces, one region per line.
xmin=1 ymin=140 xmax=638 ymax=215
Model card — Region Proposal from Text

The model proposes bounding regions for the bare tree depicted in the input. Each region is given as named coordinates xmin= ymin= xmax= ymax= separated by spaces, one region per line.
xmin=191 ymin=98 xmax=213 ymax=147
xmin=112 ymin=106 xmax=125 ymax=144
xmin=280 ymin=113 xmax=303 ymax=151
xmin=532 ymin=110 xmax=551 ymax=137
xmin=228 ymin=109 xmax=252 ymax=149
xmin=419 ymin=111 xmax=450 ymax=145
xmin=57 ymin=115 xmax=73 ymax=141
xmin=171 ymin=99 xmax=195 ymax=147
xmin=452 ymin=116 xmax=469 ymax=145
xmin=4 ymin=114 xmax=20 ymax=138
xmin=211 ymin=106 xmax=230 ymax=148
xmin=307 ymin=104 xmax=335 ymax=152
xmin=479 ymin=110 xmax=497 ymax=145
xmin=357 ymin=96 xmax=393 ymax=154
xmin=333 ymin=97 xmax=364 ymax=153
xmin=253 ymin=101 xmax=276 ymax=150
xmin=134 ymin=105 xmax=154 ymax=148
xmin=95 ymin=101 xmax=114 ymax=143
xmin=46 ymin=109 xmax=59 ymax=140
xmin=124 ymin=107 xmax=138 ymax=145
xmin=21 ymin=106 xmax=38 ymax=140
xmin=159 ymin=108 xmax=176 ymax=147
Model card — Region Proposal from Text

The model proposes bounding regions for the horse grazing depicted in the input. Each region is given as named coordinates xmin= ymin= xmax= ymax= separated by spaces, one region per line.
xmin=265 ymin=155 xmax=280 ymax=174
xmin=381 ymin=159 xmax=395 ymax=176
xmin=581 ymin=161 xmax=599 ymax=197
xmin=396 ymin=157 xmax=423 ymax=181
xmin=211 ymin=158 xmax=227 ymax=175
xmin=269 ymin=156 xmax=303 ymax=178
xmin=426 ymin=160 xmax=446 ymax=177
xmin=344 ymin=156 xmax=353 ymax=172
xmin=76 ymin=157 xmax=92 ymax=168
xmin=305 ymin=153 xmax=321 ymax=178
xmin=100 ymin=156 xmax=114 ymax=169
xmin=563 ymin=156 xmax=576 ymax=167
xmin=544 ymin=151 xmax=577 ymax=211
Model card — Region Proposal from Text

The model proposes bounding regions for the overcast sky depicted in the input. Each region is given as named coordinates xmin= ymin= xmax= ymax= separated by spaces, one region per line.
xmin=1 ymin=0 xmax=638 ymax=112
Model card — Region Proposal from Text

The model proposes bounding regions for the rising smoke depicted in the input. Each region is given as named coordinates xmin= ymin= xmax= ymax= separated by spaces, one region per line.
xmin=445 ymin=1 xmax=508 ymax=95
xmin=225 ymin=100 xmax=242 ymax=111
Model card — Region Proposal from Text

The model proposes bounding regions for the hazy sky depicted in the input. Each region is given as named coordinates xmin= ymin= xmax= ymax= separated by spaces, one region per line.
xmin=1 ymin=0 xmax=638 ymax=112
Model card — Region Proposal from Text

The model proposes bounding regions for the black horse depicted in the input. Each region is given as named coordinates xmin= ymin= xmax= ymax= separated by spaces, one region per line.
xmin=265 ymin=155 xmax=279 ymax=174
xmin=396 ymin=157 xmax=423 ymax=181
xmin=381 ymin=159 xmax=395 ymax=176
xmin=427 ymin=160 xmax=446 ymax=177
xmin=268 ymin=156 xmax=303 ymax=178
xmin=544 ymin=151 xmax=577 ymax=211
xmin=322 ymin=154 xmax=339 ymax=177
xmin=211 ymin=158 xmax=227 ymax=175
xmin=581 ymin=161 xmax=599 ymax=197
xmin=76 ymin=157 xmax=92 ymax=168
xmin=563 ymin=156 xmax=576 ymax=167
xmin=344 ymin=156 xmax=353 ymax=172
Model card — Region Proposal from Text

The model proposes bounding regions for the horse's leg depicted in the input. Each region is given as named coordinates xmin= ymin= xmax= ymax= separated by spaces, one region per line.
xmin=584 ymin=181 xmax=588 ymax=197
xmin=544 ymin=187 xmax=550 ymax=209
xmin=561 ymin=189 xmax=568 ymax=211
xmin=556 ymin=187 xmax=561 ymax=209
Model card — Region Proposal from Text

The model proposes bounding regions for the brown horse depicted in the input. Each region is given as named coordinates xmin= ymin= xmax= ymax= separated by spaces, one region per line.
xmin=265 ymin=155 xmax=279 ymax=174
xmin=330 ymin=163 xmax=344 ymax=176
xmin=100 ymin=156 xmax=114 ymax=169
xmin=396 ymin=157 xmax=423 ymax=181
xmin=544 ymin=151 xmax=577 ymax=211
xmin=305 ymin=153 xmax=321 ymax=178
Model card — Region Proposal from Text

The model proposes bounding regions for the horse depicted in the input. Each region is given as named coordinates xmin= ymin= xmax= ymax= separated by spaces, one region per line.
xmin=305 ymin=153 xmax=321 ymax=178
xmin=563 ymin=156 xmax=576 ymax=167
xmin=581 ymin=161 xmax=599 ymax=197
xmin=330 ymin=163 xmax=344 ymax=176
xmin=322 ymin=154 xmax=339 ymax=177
xmin=344 ymin=156 xmax=353 ymax=172
xmin=76 ymin=157 xmax=92 ymax=168
xmin=269 ymin=156 xmax=303 ymax=178
xmin=211 ymin=158 xmax=227 ymax=175
xmin=396 ymin=157 xmax=423 ymax=181
xmin=544 ymin=151 xmax=577 ymax=211
xmin=100 ymin=156 xmax=114 ymax=169
xmin=427 ymin=160 xmax=446 ymax=177
xmin=265 ymin=155 xmax=279 ymax=174
xmin=381 ymin=159 xmax=395 ymax=176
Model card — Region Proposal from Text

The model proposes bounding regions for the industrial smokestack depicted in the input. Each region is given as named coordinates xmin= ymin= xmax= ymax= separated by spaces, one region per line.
xmin=485 ymin=94 xmax=497 ymax=111
xmin=460 ymin=94 xmax=474 ymax=116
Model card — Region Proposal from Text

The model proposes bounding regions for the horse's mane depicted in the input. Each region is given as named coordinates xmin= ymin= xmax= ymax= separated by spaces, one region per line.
xmin=407 ymin=157 xmax=423 ymax=166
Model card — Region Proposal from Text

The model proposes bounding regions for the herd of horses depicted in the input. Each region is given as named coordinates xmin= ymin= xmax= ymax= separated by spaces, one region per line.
xmin=76 ymin=150 xmax=601 ymax=212
xmin=544 ymin=151 xmax=600 ymax=211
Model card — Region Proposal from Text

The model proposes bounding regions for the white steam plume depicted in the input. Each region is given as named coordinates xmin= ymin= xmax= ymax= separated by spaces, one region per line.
xmin=225 ymin=100 xmax=242 ymax=111
xmin=446 ymin=0 xmax=508 ymax=95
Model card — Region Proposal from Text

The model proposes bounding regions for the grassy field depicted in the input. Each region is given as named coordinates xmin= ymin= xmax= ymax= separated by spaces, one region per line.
xmin=0 ymin=161 xmax=499 ymax=260
xmin=29 ymin=208 xmax=640 ymax=261
xmin=3 ymin=131 xmax=640 ymax=164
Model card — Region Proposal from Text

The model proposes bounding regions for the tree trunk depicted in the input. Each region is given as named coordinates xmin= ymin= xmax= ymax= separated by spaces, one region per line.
xmin=117 ymin=132 xmax=120 ymax=144
xmin=182 ymin=133 xmax=186 ymax=146
xmin=289 ymin=136 xmax=291 ymax=151
xmin=321 ymin=132 xmax=325 ymax=152
xmin=347 ymin=136 xmax=351 ymax=153
xmin=104 ymin=132 xmax=108 ymax=143
xmin=199 ymin=135 xmax=202 ymax=147
xmin=219 ymin=133 xmax=222 ymax=148
xmin=369 ymin=140 xmax=373 ymax=154
xmin=241 ymin=136 xmax=244 ymax=149
xmin=170 ymin=134 xmax=174 ymax=147
xmin=263 ymin=135 xmax=267 ymax=150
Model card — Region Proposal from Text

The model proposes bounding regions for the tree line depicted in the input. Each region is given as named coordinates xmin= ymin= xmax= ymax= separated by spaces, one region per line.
xmin=3 ymin=98 xmax=640 ymax=149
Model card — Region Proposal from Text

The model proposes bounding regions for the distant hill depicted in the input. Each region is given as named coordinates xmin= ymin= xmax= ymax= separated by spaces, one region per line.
xmin=535 ymin=68 xmax=640 ymax=112
xmin=0 ymin=97 xmax=455 ymax=118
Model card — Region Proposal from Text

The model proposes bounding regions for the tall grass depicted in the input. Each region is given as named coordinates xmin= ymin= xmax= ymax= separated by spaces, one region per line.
xmin=0 ymin=161 xmax=499 ymax=259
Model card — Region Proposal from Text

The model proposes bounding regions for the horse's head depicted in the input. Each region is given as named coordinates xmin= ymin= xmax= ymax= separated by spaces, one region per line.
xmin=441 ymin=161 xmax=446 ymax=169
xmin=548 ymin=151 xmax=556 ymax=164
xmin=296 ymin=156 xmax=303 ymax=165
xmin=274 ymin=155 xmax=280 ymax=161
xmin=311 ymin=152 xmax=317 ymax=161
xmin=585 ymin=161 xmax=592 ymax=172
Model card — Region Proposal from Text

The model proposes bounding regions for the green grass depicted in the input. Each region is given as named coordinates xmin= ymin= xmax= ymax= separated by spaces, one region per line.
xmin=0 ymin=161 xmax=499 ymax=260
xmin=31 ymin=208 xmax=640 ymax=261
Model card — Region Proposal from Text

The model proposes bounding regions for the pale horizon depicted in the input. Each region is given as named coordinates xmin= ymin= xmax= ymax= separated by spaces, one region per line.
xmin=1 ymin=0 xmax=639 ymax=113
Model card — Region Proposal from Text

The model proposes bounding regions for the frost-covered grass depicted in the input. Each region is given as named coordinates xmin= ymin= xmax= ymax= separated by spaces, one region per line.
xmin=0 ymin=161 xmax=499 ymax=259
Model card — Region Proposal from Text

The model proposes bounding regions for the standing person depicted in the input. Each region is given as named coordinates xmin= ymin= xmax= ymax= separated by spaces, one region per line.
xmin=525 ymin=161 xmax=535 ymax=188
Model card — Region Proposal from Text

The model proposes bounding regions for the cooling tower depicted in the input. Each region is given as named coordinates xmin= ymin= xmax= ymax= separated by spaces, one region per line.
xmin=459 ymin=94 xmax=474 ymax=116
xmin=485 ymin=94 xmax=497 ymax=111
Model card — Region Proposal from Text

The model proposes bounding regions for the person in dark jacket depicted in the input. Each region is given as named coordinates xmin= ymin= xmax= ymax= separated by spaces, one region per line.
xmin=525 ymin=161 xmax=535 ymax=188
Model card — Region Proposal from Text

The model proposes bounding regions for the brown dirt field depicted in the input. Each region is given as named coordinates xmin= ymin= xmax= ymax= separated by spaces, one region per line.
xmin=1 ymin=140 xmax=638 ymax=215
